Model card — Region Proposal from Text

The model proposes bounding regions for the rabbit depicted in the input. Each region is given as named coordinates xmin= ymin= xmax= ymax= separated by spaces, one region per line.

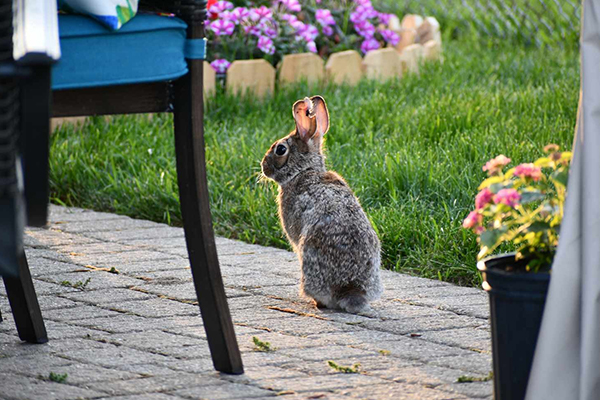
xmin=261 ymin=95 xmax=383 ymax=314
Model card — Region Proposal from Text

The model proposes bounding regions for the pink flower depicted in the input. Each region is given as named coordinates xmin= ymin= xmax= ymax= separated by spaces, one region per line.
xmin=493 ymin=189 xmax=521 ymax=208
xmin=380 ymin=29 xmax=399 ymax=46
xmin=297 ymin=24 xmax=319 ymax=42
xmin=209 ymin=0 xmax=234 ymax=18
xmin=475 ymin=188 xmax=494 ymax=210
xmin=316 ymin=9 xmax=336 ymax=26
xmin=514 ymin=163 xmax=542 ymax=181
xmin=482 ymin=155 xmax=511 ymax=175
xmin=210 ymin=59 xmax=231 ymax=74
xmin=278 ymin=0 xmax=301 ymax=12
xmin=462 ymin=211 xmax=483 ymax=229
xmin=257 ymin=36 xmax=275 ymax=54
xmin=306 ymin=41 xmax=317 ymax=53
xmin=360 ymin=37 xmax=380 ymax=53
xmin=231 ymin=7 xmax=250 ymax=23
xmin=354 ymin=0 xmax=373 ymax=7
xmin=250 ymin=6 xmax=273 ymax=22
xmin=210 ymin=19 xmax=235 ymax=36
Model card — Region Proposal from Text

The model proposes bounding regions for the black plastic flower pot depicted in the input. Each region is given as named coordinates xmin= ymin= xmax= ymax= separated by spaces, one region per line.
xmin=477 ymin=254 xmax=550 ymax=400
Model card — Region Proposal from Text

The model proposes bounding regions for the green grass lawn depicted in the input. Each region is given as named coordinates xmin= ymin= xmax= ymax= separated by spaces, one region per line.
xmin=49 ymin=39 xmax=579 ymax=286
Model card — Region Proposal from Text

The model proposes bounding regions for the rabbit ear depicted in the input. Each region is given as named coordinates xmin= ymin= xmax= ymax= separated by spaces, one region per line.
xmin=292 ymin=96 xmax=329 ymax=142
xmin=310 ymin=95 xmax=329 ymax=137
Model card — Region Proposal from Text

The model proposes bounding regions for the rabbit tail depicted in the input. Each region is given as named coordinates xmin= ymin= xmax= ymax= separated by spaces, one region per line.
xmin=336 ymin=287 xmax=369 ymax=314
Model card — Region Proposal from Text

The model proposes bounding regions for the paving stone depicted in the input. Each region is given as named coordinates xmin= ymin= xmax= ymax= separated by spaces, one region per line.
xmin=42 ymin=304 xmax=124 ymax=322
xmin=37 ymin=363 xmax=141 ymax=385
xmin=354 ymin=335 xmax=466 ymax=362
xmin=59 ymin=288 xmax=154 ymax=304
xmin=0 ymin=372 xmax=105 ymax=400
xmin=43 ymin=320 xmax=110 ymax=340
xmin=36 ymin=295 xmax=80 ymax=311
xmin=86 ymin=226 xmax=185 ymax=242
xmin=0 ymin=354 xmax=71 ymax=376
xmin=25 ymin=229 xmax=99 ymax=247
xmin=57 ymin=342 xmax=171 ymax=368
xmin=415 ymin=327 xmax=492 ymax=354
xmin=58 ymin=250 xmax=177 ymax=270
xmin=51 ymin=218 xmax=162 ymax=234
xmin=107 ymin=258 xmax=191 ymax=274
xmin=258 ymin=373 xmax=387 ymax=393
xmin=430 ymin=352 xmax=493 ymax=375
xmin=108 ymin=330 xmax=206 ymax=356
xmin=278 ymin=345 xmax=378 ymax=362
xmin=172 ymin=381 xmax=277 ymax=399
xmin=50 ymin=242 xmax=139 ymax=256
xmin=85 ymin=373 xmax=225 ymax=396
xmin=98 ymin=394 xmax=185 ymax=400
xmin=37 ymin=271 xmax=144 ymax=290
xmin=71 ymin=314 xmax=203 ymax=334
xmin=48 ymin=205 xmax=127 ymax=222
xmin=357 ymin=311 xmax=484 ymax=335
xmin=113 ymin=363 xmax=185 ymax=377
xmin=103 ymin=298 xmax=199 ymax=318
xmin=23 ymin=257 xmax=90 ymax=277
xmin=156 ymin=358 xmax=216 ymax=374
xmin=336 ymin=381 xmax=470 ymax=400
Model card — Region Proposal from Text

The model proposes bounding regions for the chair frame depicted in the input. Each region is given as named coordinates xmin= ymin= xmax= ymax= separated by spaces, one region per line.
xmin=3 ymin=0 xmax=243 ymax=375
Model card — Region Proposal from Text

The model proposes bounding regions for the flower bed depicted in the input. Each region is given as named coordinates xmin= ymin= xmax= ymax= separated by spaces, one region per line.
xmin=203 ymin=0 xmax=443 ymax=97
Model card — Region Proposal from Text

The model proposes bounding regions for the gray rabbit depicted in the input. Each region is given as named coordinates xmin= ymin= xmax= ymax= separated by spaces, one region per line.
xmin=261 ymin=95 xmax=383 ymax=313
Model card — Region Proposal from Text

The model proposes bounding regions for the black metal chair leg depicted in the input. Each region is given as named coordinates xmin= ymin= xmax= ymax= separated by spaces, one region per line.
xmin=20 ymin=65 xmax=51 ymax=227
xmin=173 ymin=58 xmax=243 ymax=375
xmin=3 ymin=250 xmax=47 ymax=343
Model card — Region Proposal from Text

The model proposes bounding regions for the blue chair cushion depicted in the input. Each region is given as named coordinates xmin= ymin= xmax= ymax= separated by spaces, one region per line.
xmin=52 ymin=14 xmax=189 ymax=90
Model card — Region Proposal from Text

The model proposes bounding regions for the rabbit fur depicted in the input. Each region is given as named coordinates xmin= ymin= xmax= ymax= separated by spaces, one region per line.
xmin=261 ymin=95 xmax=383 ymax=313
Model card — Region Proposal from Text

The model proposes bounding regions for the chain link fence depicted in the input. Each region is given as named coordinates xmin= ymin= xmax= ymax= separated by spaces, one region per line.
xmin=381 ymin=0 xmax=581 ymax=47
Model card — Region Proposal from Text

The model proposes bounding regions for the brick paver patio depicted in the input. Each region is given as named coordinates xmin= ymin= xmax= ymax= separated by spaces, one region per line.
xmin=0 ymin=205 xmax=493 ymax=399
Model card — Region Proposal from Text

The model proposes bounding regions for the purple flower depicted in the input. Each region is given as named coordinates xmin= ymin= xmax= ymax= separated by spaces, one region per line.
xmin=278 ymin=0 xmax=301 ymax=12
xmin=350 ymin=4 xmax=378 ymax=24
xmin=378 ymin=12 xmax=393 ymax=25
xmin=360 ymin=37 xmax=380 ymax=53
xmin=354 ymin=0 xmax=372 ymax=6
xmin=258 ymin=20 xmax=278 ymax=38
xmin=380 ymin=29 xmax=400 ymax=46
xmin=231 ymin=7 xmax=250 ymax=23
xmin=220 ymin=10 xmax=237 ymax=23
xmin=297 ymin=24 xmax=319 ymax=42
xmin=250 ymin=6 xmax=273 ymax=22
xmin=210 ymin=19 xmax=235 ymax=36
xmin=315 ymin=9 xmax=336 ymax=26
xmin=210 ymin=59 xmax=231 ymax=74
xmin=209 ymin=1 xmax=234 ymax=15
xmin=244 ymin=25 xmax=262 ymax=37
xmin=354 ymin=20 xmax=375 ymax=38
xmin=306 ymin=41 xmax=317 ymax=53
xmin=257 ymin=36 xmax=275 ymax=54
xmin=322 ymin=25 xmax=334 ymax=36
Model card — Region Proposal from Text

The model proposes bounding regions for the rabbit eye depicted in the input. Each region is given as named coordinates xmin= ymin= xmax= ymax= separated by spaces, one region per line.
xmin=275 ymin=144 xmax=287 ymax=156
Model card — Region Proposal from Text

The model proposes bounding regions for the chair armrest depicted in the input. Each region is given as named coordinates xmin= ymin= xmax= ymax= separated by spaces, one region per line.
xmin=141 ymin=0 xmax=207 ymax=27
xmin=12 ymin=0 xmax=60 ymax=64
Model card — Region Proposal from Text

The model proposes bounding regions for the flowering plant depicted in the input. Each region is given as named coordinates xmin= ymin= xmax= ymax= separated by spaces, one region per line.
xmin=206 ymin=0 xmax=399 ymax=75
xmin=463 ymin=145 xmax=572 ymax=272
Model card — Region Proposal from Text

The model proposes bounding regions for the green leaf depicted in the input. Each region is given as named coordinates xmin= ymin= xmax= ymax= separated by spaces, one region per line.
xmin=551 ymin=169 xmax=569 ymax=187
xmin=480 ymin=229 xmax=503 ymax=248
xmin=520 ymin=190 xmax=545 ymax=204
xmin=527 ymin=221 xmax=551 ymax=233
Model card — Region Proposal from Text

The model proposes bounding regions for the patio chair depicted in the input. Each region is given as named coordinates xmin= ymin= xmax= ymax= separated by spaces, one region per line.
xmin=0 ymin=0 xmax=243 ymax=374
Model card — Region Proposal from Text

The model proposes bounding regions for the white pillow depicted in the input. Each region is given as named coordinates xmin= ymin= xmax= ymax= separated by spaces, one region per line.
xmin=59 ymin=0 xmax=139 ymax=30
